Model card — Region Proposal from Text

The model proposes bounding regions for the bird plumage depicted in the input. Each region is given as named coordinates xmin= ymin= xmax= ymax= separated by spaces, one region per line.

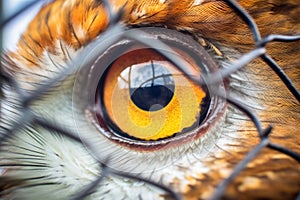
xmin=1 ymin=0 xmax=300 ymax=199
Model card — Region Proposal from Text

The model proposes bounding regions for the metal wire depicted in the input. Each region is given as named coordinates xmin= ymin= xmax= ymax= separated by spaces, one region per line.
xmin=0 ymin=0 xmax=300 ymax=199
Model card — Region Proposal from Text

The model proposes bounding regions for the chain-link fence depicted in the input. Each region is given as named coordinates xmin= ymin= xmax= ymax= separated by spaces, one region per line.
xmin=0 ymin=0 xmax=300 ymax=199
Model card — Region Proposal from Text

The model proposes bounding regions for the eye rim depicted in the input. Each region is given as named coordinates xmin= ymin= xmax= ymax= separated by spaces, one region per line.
xmin=73 ymin=27 xmax=228 ymax=151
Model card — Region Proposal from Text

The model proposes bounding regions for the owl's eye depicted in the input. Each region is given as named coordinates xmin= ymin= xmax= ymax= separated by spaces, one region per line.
xmin=97 ymin=48 xmax=209 ymax=141
xmin=74 ymin=27 xmax=226 ymax=150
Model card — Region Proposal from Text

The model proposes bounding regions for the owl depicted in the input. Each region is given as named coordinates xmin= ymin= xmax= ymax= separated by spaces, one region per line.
xmin=0 ymin=0 xmax=300 ymax=199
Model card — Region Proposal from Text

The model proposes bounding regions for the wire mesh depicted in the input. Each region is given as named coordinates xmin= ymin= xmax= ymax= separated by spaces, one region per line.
xmin=0 ymin=0 xmax=300 ymax=199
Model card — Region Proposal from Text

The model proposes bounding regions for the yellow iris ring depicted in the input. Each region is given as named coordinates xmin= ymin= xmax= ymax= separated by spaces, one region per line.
xmin=103 ymin=49 xmax=207 ymax=140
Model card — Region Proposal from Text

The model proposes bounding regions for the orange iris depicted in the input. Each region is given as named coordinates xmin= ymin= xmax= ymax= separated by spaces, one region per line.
xmin=101 ymin=48 xmax=207 ymax=140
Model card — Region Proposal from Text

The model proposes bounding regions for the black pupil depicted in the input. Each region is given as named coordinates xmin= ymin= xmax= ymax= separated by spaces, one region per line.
xmin=129 ymin=61 xmax=175 ymax=111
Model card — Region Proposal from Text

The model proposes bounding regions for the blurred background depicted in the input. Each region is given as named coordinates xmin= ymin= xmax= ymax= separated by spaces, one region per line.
xmin=2 ymin=0 xmax=46 ymax=50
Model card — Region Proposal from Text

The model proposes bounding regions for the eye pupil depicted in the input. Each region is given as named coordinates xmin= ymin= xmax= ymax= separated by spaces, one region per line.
xmin=129 ymin=62 xmax=175 ymax=111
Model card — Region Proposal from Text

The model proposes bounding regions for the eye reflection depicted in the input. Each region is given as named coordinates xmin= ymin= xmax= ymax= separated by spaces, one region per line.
xmin=96 ymin=48 xmax=211 ymax=141
xmin=128 ymin=61 xmax=175 ymax=112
